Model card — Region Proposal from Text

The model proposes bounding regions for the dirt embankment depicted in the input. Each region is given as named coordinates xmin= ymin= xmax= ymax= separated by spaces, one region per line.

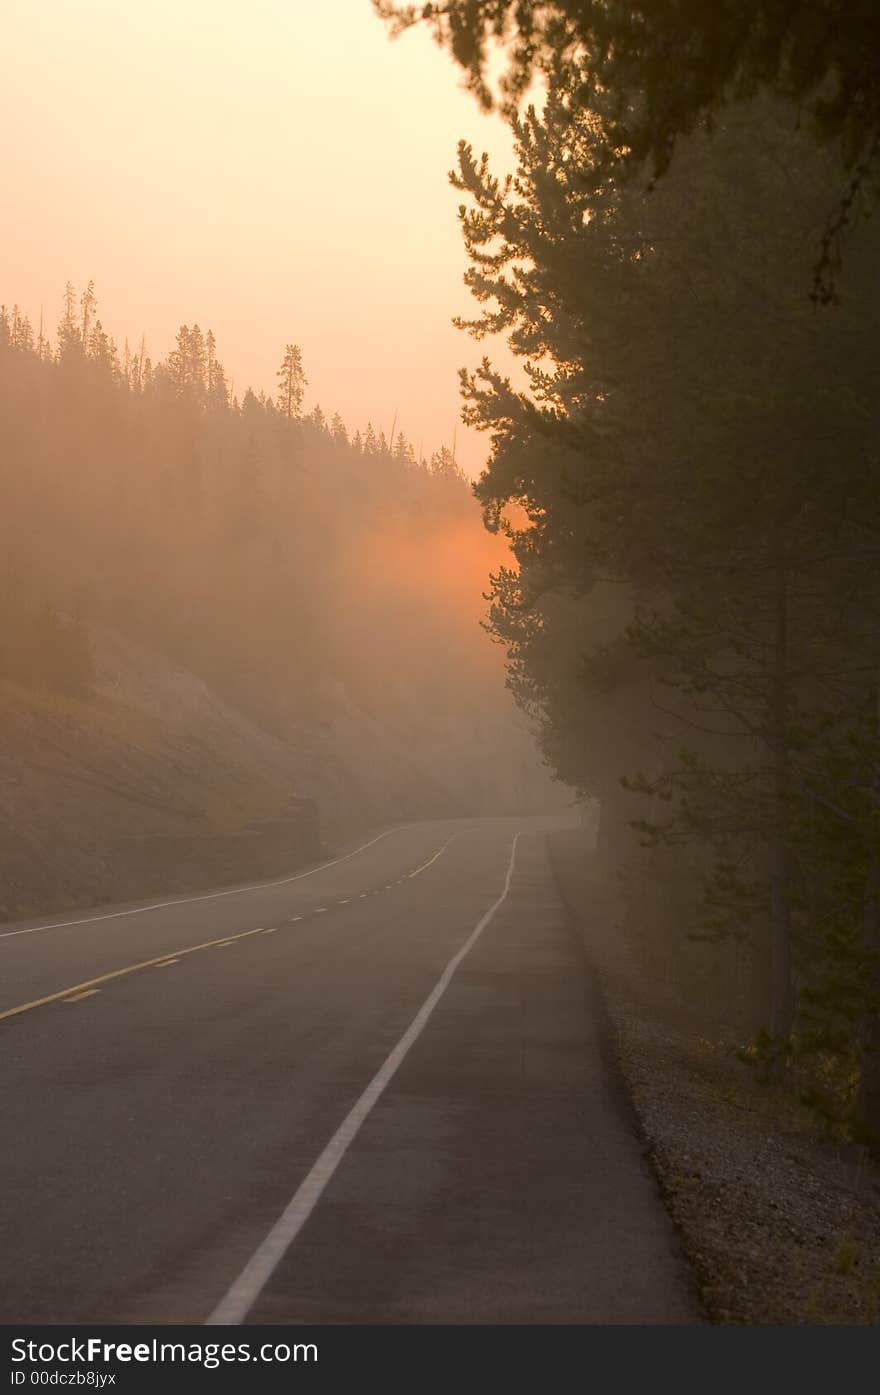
xmin=0 ymin=629 xmax=325 ymax=920
xmin=0 ymin=626 xmax=425 ymax=920
xmin=0 ymin=623 xmax=559 ymax=922
xmin=549 ymin=827 xmax=880 ymax=1325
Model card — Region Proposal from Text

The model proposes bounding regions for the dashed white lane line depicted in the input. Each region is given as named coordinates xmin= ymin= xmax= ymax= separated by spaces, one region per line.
xmin=4 ymin=834 xmax=465 ymax=1025
xmin=0 ymin=826 xmax=408 ymax=942
xmin=280 ymin=834 xmax=456 ymax=922
xmin=205 ymin=833 xmax=521 ymax=1326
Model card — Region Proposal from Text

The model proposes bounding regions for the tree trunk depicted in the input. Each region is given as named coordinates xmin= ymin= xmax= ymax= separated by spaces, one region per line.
xmin=855 ymin=858 xmax=880 ymax=1143
xmin=855 ymin=676 xmax=880 ymax=1142
xmin=769 ymin=562 xmax=795 ymax=1038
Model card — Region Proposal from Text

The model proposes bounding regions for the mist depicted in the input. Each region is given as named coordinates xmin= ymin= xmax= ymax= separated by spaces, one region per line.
xmin=0 ymin=296 xmax=564 ymax=918
xmin=3 ymin=0 xmax=880 ymax=1347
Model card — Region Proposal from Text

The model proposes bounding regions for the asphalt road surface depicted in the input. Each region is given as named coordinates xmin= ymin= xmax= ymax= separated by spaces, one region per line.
xmin=0 ymin=816 xmax=698 ymax=1324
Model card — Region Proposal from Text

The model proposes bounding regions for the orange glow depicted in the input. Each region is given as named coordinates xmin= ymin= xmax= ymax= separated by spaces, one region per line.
xmin=0 ymin=1 xmax=518 ymax=477
xmin=364 ymin=513 xmax=511 ymax=611
xmin=501 ymin=501 xmax=533 ymax=533
xmin=346 ymin=503 xmax=516 ymax=673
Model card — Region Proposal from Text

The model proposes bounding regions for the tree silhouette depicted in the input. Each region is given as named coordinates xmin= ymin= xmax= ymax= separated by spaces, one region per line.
xmin=276 ymin=343 xmax=307 ymax=419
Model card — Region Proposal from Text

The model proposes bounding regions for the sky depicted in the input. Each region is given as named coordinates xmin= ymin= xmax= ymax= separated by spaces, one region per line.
xmin=1 ymin=0 xmax=517 ymax=475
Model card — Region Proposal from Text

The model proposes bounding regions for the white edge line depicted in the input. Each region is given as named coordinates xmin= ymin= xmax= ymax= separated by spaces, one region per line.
xmin=0 ymin=827 xmax=405 ymax=942
xmin=205 ymin=833 xmax=520 ymax=1327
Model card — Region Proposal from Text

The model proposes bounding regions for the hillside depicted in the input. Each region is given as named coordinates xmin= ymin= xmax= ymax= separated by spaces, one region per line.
xmin=0 ymin=618 xmax=559 ymax=921
xmin=0 ymin=295 xmax=565 ymax=918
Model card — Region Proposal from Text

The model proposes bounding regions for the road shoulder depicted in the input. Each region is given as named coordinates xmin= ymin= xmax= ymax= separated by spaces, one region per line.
xmin=548 ymin=828 xmax=880 ymax=1325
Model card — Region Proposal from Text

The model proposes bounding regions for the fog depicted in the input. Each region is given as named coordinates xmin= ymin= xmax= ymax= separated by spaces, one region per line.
xmin=3 ymin=0 xmax=880 ymax=1336
xmin=0 ymin=297 xmax=561 ymax=847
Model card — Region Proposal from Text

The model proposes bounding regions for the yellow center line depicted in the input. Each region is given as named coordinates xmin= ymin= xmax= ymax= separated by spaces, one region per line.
xmin=1 ymin=838 xmax=457 ymax=1027
xmin=0 ymin=927 xmax=266 ymax=1024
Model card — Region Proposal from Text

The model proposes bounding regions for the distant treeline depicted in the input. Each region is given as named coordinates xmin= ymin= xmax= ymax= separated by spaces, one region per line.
xmin=447 ymin=92 xmax=880 ymax=1140
xmin=0 ymin=286 xmax=474 ymax=714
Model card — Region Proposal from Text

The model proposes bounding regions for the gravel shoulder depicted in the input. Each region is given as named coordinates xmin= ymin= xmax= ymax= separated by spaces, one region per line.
xmin=549 ymin=828 xmax=880 ymax=1324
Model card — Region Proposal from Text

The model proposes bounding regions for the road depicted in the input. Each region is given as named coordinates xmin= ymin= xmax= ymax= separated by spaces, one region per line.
xmin=0 ymin=816 xmax=698 ymax=1324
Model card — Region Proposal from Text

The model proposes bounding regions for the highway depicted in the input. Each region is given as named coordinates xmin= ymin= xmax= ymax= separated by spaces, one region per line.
xmin=0 ymin=816 xmax=698 ymax=1324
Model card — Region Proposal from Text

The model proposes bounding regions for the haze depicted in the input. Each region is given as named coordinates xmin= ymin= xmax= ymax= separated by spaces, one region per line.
xmin=1 ymin=0 xmax=512 ymax=474
xmin=3 ymin=0 xmax=880 ymax=1340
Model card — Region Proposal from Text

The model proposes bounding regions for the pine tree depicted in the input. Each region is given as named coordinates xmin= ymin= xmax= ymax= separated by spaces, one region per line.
xmin=382 ymin=1 xmax=880 ymax=298
xmin=205 ymin=330 xmax=228 ymax=408
xmin=188 ymin=325 xmax=207 ymax=400
xmin=88 ymin=319 xmax=114 ymax=370
xmin=167 ymin=325 xmax=207 ymax=400
xmin=276 ymin=343 xmax=307 ymax=419
xmin=57 ymin=281 xmax=81 ymax=359
xmin=392 ymin=431 xmax=414 ymax=463
xmin=10 ymin=307 xmax=34 ymax=353
xmin=430 ymin=446 xmax=460 ymax=478
xmin=80 ymin=280 xmax=97 ymax=349
xmin=166 ymin=326 xmax=189 ymax=394
xmin=454 ymin=83 xmax=880 ymax=1087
